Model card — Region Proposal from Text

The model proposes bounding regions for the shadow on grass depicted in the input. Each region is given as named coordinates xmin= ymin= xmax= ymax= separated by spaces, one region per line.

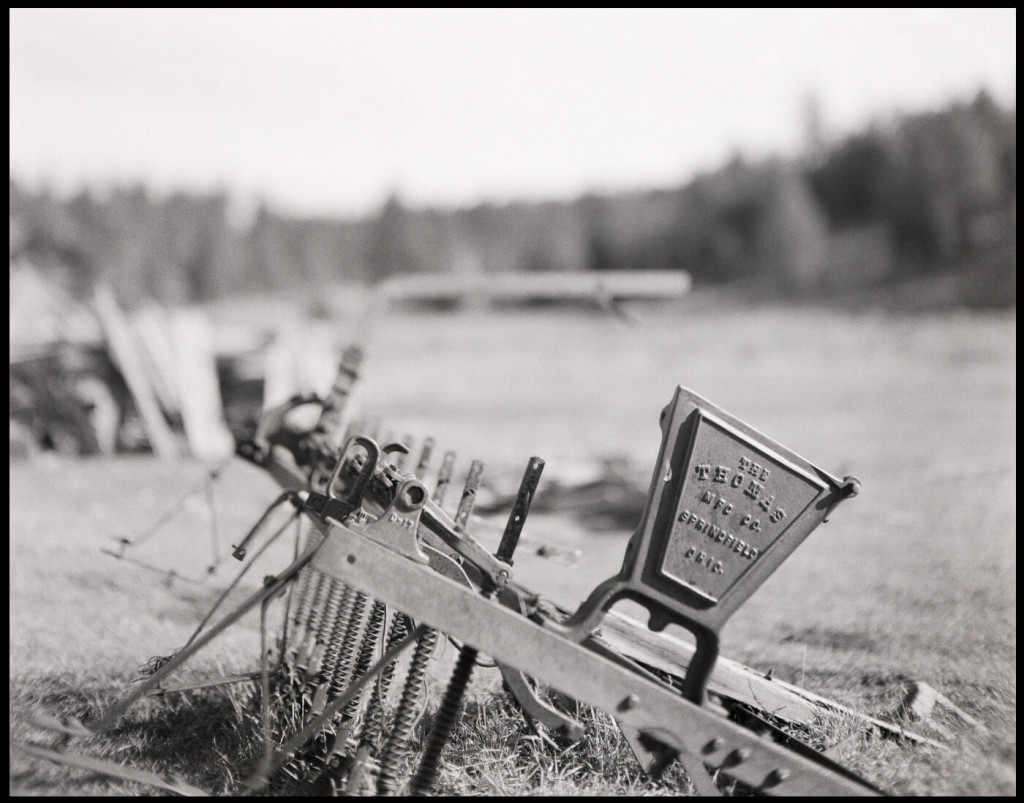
xmin=12 ymin=672 xmax=266 ymax=796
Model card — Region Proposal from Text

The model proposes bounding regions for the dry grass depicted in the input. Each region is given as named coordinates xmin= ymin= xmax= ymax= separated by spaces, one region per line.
xmin=10 ymin=294 xmax=1016 ymax=795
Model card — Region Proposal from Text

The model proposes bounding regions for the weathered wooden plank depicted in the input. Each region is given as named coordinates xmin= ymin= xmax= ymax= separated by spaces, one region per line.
xmin=598 ymin=611 xmax=820 ymax=726
xmin=169 ymin=308 xmax=234 ymax=462
xmin=598 ymin=611 xmax=944 ymax=746
xmin=92 ymin=285 xmax=179 ymax=458
xmin=131 ymin=304 xmax=182 ymax=417
xmin=381 ymin=269 xmax=692 ymax=305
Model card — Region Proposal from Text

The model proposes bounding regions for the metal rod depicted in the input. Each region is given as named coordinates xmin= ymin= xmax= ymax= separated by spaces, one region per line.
xmin=496 ymin=456 xmax=545 ymax=565
xmin=415 ymin=437 xmax=435 ymax=478
xmin=433 ymin=451 xmax=456 ymax=505
xmin=454 ymin=459 xmax=484 ymax=534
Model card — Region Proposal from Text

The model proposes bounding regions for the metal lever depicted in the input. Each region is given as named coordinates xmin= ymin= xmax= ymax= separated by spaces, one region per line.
xmin=496 ymin=456 xmax=545 ymax=565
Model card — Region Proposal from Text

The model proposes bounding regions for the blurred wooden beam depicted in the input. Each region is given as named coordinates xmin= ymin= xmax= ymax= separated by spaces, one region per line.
xmin=170 ymin=308 xmax=235 ymax=462
xmin=381 ymin=269 xmax=692 ymax=306
xmin=92 ymin=285 xmax=179 ymax=458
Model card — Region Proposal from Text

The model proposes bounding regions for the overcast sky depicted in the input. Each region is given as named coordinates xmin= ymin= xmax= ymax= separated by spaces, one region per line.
xmin=9 ymin=8 xmax=1017 ymax=219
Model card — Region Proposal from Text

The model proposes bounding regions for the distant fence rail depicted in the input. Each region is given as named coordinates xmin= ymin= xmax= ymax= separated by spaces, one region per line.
xmin=380 ymin=269 xmax=691 ymax=307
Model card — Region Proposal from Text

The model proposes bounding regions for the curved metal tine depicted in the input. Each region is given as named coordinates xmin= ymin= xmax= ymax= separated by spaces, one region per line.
xmin=393 ymin=435 xmax=415 ymax=470
xmin=454 ymin=459 xmax=485 ymax=534
xmin=182 ymin=495 xmax=301 ymax=651
xmin=86 ymin=543 xmax=323 ymax=735
xmin=499 ymin=666 xmax=584 ymax=742
xmin=15 ymin=742 xmax=211 ymax=797
xmin=496 ymin=456 xmax=545 ymax=564
xmin=325 ymin=436 xmax=381 ymax=508
xmin=333 ymin=598 xmax=387 ymax=741
xmin=244 ymin=624 xmax=429 ymax=792
xmin=256 ymin=589 xmax=276 ymax=786
xmin=231 ymin=490 xmax=301 ymax=561
xmin=204 ymin=474 xmax=220 ymax=576
xmin=433 ymin=451 xmax=456 ymax=505
xmin=144 ymin=670 xmax=268 ymax=697
xmin=97 ymin=552 xmax=209 ymax=587
xmin=115 ymin=455 xmax=233 ymax=553
xmin=415 ymin=437 xmax=435 ymax=478
xmin=277 ymin=514 xmax=308 ymax=656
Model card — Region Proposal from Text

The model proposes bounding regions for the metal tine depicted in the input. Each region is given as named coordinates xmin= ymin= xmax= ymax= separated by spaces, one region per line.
xmin=312 ymin=586 xmax=367 ymax=716
xmin=415 ymin=437 xmax=435 ymax=479
xmin=245 ymin=625 xmax=428 ymax=793
xmin=340 ymin=601 xmax=393 ymax=794
xmin=113 ymin=455 xmax=232 ymax=554
xmin=393 ymin=435 xmax=415 ymax=471
xmin=288 ymin=568 xmax=323 ymax=660
xmin=410 ymin=457 xmax=513 ymax=795
xmin=282 ymin=580 xmax=368 ymax=780
xmin=90 ymin=546 xmax=320 ymax=735
xmin=376 ymin=625 xmax=440 ymax=795
xmin=204 ymin=475 xmax=220 ymax=576
xmin=293 ymin=574 xmax=331 ymax=679
xmin=454 ymin=459 xmax=485 ymax=534
xmin=307 ymin=583 xmax=356 ymax=712
xmin=405 ymin=457 xmax=491 ymax=796
xmin=314 ymin=597 xmax=388 ymax=790
xmin=276 ymin=514 xmax=309 ymax=658
xmin=496 ymin=457 xmax=545 ymax=565
xmin=291 ymin=587 xmax=371 ymax=788
xmin=433 ymin=451 xmax=456 ymax=505
xmin=284 ymin=528 xmax=323 ymax=651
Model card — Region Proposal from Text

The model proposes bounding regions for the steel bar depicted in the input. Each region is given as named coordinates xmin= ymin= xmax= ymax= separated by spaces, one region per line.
xmin=312 ymin=529 xmax=882 ymax=797
xmin=17 ymin=743 xmax=210 ymax=797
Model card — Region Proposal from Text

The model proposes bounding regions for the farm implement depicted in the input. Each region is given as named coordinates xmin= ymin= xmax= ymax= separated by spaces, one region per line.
xmin=23 ymin=348 xmax=894 ymax=796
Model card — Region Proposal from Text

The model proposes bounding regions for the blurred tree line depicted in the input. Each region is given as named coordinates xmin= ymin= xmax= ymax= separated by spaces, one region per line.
xmin=9 ymin=90 xmax=1015 ymax=308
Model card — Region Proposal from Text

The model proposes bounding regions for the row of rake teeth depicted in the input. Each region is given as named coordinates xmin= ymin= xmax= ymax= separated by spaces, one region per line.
xmin=270 ymin=572 xmax=440 ymax=796
xmin=266 ymin=431 xmax=486 ymax=795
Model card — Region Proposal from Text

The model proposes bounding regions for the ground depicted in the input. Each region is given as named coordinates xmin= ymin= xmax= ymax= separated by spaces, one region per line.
xmin=9 ymin=292 xmax=1016 ymax=795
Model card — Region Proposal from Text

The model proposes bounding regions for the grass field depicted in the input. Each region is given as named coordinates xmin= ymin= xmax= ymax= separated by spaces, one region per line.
xmin=9 ymin=291 xmax=1016 ymax=795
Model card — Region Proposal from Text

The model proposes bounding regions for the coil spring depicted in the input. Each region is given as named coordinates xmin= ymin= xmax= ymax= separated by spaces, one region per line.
xmin=276 ymin=581 xmax=352 ymax=794
xmin=334 ymin=595 xmax=383 ymax=712
xmin=270 ymin=579 xmax=348 ymax=788
xmin=328 ymin=608 xmax=408 ymax=796
xmin=326 ymin=590 xmax=368 ymax=701
xmin=289 ymin=569 xmax=323 ymax=657
xmin=310 ymin=581 xmax=350 ymax=690
xmin=311 ymin=598 xmax=390 ymax=794
xmin=274 ymin=581 xmax=354 ymax=794
xmin=409 ymin=644 xmax=478 ymax=796
xmin=359 ymin=611 xmax=410 ymax=751
xmin=376 ymin=625 xmax=438 ymax=795
xmin=294 ymin=572 xmax=329 ymax=675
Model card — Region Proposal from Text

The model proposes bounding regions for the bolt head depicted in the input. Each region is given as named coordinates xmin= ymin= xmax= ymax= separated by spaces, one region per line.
xmin=703 ymin=737 xmax=724 ymax=754
xmin=763 ymin=767 xmax=791 ymax=788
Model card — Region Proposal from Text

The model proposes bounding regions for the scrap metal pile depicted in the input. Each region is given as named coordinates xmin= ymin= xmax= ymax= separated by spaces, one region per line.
xmin=24 ymin=347 xmax=895 ymax=796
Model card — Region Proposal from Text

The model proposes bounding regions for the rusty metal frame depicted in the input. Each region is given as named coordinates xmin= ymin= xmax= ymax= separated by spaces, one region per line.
xmin=307 ymin=507 xmax=879 ymax=796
